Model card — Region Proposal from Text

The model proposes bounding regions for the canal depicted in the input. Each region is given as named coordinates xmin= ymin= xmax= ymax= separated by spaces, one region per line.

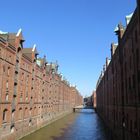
xmin=20 ymin=109 xmax=110 ymax=140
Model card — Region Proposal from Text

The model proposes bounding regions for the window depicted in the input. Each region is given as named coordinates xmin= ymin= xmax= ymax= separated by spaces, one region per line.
xmin=29 ymin=108 xmax=32 ymax=116
xmin=12 ymin=110 xmax=15 ymax=120
xmin=26 ymin=93 xmax=28 ymax=101
xmin=6 ymin=81 xmax=9 ymax=89
xmin=5 ymin=94 xmax=9 ymax=101
xmin=19 ymin=108 xmax=22 ymax=120
xmin=20 ymin=94 xmax=23 ymax=102
xmin=25 ymin=108 xmax=28 ymax=118
xmin=7 ymin=67 xmax=10 ymax=76
xmin=17 ymin=47 xmax=21 ymax=53
xmin=29 ymin=120 xmax=31 ymax=126
xmin=3 ymin=109 xmax=8 ymax=122
xmin=10 ymin=125 xmax=15 ymax=133
xmin=34 ymin=107 xmax=36 ymax=115
xmin=3 ymin=65 xmax=5 ymax=73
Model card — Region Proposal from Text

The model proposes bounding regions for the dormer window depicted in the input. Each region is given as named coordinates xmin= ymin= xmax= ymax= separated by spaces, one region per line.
xmin=20 ymin=40 xmax=24 ymax=48
xmin=17 ymin=47 xmax=21 ymax=53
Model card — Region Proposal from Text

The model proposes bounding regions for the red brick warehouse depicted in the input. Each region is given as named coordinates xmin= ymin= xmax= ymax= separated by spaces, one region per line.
xmin=96 ymin=1 xmax=140 ymax=140
xmin=0 ymin=29 xmax=83 ymax=140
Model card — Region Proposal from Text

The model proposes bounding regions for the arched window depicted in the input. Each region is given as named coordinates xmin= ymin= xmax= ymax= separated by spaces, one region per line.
xmin=29 ymin=108 xmax=32 ymax=116
xmin=10 ymin=125 xmax=15 ymax=133
xmin=26 ymin=94 xmax=28 ymax=101
xmin=5 ymin=93 xmax=9 ymax=101
xmin=6 ymin=80 xmax=8 ymax=89
xmin=19 ymin=108 xmax=22 ymax=120
xmin=12 ymin=109 xmax=15 ymax=120
xmin=7 ymin=67 xmax=10 ymax=76
xmin=3 ymin=109 xmax=8 ymax=122
xmin=25 ymin=107 xmax=28 ymax=118
xmin=17 ymin=47 xmax=21 ymax=53
xmin=34 ymin=107 xmax=36 ymax=115
xmin=29 ymin=119 xmax=32 ymax=126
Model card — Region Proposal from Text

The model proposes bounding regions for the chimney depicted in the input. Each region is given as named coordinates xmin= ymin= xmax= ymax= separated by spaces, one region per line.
xmin=103 ymin=64 xmax=106 ymax=73
xmin=111 ymin=43 xmax=117 ymax=57
xmin=118 ymin=23 xmax=125 ymax=39
xmin=106 ymin=57 xmax=110 ymax=68
xmin=114 ymin=23 xmax=125 ymax=43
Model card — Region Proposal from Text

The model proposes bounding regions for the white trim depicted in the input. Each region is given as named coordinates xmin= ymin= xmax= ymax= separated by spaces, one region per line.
xmin=32 ymin=44 xmax=36 ymax=52
xmin=16 ymin=28 xmax=22 ymax=37
xmin=0 ymin=30 xmax=8 ymax=34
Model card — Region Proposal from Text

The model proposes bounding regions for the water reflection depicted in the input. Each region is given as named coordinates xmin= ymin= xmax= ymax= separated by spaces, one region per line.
xmin=21 ymin=109 xmax=110 ymax=140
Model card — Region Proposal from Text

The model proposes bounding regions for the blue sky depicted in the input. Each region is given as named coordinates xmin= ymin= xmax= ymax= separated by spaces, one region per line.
xmin=0 ymin=0 xmax=136 ymax=97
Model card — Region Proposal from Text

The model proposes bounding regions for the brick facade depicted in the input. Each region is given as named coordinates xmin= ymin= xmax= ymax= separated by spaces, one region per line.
xmin=92 ymin=91 xmax=96 ymax=109
xmin=0 ymin=30 xmax=83 ymax=140
xmin=96 ymin=1 xmax=140 ymax=140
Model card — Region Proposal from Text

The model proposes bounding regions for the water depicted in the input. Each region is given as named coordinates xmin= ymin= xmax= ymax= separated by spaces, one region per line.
xmin=21 ymin=109 xmax=110 ymax=140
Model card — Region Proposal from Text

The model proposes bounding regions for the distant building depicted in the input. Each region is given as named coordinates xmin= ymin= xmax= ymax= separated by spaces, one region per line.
xmin=84 ymin=96 xmax=93 ymax=106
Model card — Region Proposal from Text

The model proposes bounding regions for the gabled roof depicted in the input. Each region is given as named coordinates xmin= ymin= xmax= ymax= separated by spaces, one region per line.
xmin=22 ymin=48 xmax=33 ymax=59
xmin=0 ymin=29 xmax=24 ymax=46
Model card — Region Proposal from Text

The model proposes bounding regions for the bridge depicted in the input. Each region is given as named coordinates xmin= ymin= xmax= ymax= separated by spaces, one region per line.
xmin=73 ymin=105 xmax=94 ymax=112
